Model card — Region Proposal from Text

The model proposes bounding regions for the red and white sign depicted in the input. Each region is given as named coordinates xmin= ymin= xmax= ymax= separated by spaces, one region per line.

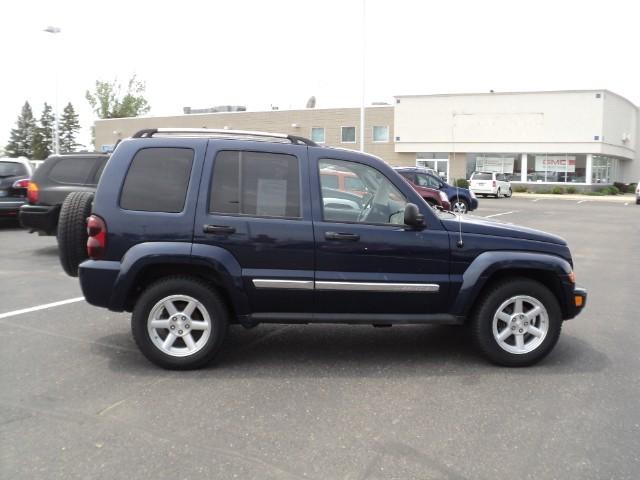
xmin=534 ymin=155 xmax=576 ymax=173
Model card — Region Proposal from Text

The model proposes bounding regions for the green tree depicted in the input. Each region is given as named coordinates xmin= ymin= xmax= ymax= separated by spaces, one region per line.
xmin=85 ymin=75 xmax=150 ymax=119
xmin=5 ymin=102 xmax=36 ymax=158
xmin=59 ymin=102 xmax=81 ymax=153
xmin=32 ymin=103 xmax=55 ymax=160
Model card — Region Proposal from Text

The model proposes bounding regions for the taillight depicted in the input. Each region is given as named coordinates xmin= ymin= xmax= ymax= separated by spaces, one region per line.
xmin=27 ymin=182 xmax=39 ymax=204
xmin=492 ymin=180 xmax=497 ymax=187
xmin=12 ymin=179 xmax=29 ymax=189
xmin=87 ymin=215 xmax=107 ymax=259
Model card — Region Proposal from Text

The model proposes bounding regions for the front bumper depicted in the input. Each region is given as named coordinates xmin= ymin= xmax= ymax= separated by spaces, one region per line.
xmin=565 ymin=286 xmax=587 ymax=320
xmin=19 ymin=204 xmax=60 ymax=235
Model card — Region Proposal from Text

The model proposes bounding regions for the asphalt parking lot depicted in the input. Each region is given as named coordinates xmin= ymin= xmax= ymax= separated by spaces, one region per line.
xmin=1 ymin=197 xmax=639 ymax=479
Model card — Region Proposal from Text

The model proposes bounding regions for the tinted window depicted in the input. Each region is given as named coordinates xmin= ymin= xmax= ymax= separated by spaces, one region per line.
xmin=416 ymin=173 xmax=441 ymax=188
xmin=210 ymin=151 xmax=300 ymax=218
xmin=92 ymin=158 xmax=108 ymax=184
xmin=319 ymin=159 xmax=407 ymax=225
xmin=0 ymin=161 xmax=28 ymax=177
xmin=120 ymin=148 xmax=193 ymax=213
xmin=49 ymin=157 xmax=98 ymax=184
xmin=320 ymin=173 xmax=339 ymax=189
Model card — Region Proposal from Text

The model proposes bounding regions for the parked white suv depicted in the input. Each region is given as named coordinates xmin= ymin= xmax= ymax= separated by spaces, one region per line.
xmin=469 ymin=172 xmax=512 ymax=198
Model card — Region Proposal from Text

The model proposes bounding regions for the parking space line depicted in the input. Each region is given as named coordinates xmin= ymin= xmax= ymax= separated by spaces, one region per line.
xmin=0 ymin=297 xmax=85 ymax=320
xmin=485 ymin=211 xmax=517 ymax=218
xmin=577 ymin=200 xmax=589 ymax=204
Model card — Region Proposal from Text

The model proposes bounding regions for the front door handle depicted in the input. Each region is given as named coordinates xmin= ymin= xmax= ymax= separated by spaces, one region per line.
xmin=325 ymin=231 xmax=360 ymax=241
xmin=203 ymin=224 xmax=236 ymax=235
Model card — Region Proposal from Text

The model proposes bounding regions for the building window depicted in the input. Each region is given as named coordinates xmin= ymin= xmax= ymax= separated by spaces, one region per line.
xmin=592 ymin=155 xmax=616 ymax=184
xmin=416 ymin=153 xmax=449 ymax=181
xmin=527 ymin=154 xmax=587 ymax=183
xmin=466 ymin=153 xmax=521 ymax=181
xmin=372 ymin=126 xmax=389 ymax=142
xmin=311 ymin=127 xmax=325 ymax=144
xmin=341 ymin=126 xmax=356 ymax=143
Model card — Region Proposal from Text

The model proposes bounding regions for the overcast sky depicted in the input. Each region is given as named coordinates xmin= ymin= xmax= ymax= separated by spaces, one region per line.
xmin=2 ymin=0 xmax=638 ymax=149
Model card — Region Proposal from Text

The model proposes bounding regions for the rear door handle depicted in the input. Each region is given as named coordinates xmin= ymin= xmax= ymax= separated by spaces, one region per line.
xmin=203 ymin=224 xmax=236 ymax=235
xmin=325 ymin=231 xmax=360 ymax=241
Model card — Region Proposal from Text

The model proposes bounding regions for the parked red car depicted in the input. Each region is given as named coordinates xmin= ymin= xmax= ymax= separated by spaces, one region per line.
xmin=399 ymin=174 xmax=451 ymax=210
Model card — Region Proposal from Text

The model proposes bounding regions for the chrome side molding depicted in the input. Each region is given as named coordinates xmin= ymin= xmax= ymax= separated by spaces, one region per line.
xmin=252 ymin=279 xmax=439 ymax=293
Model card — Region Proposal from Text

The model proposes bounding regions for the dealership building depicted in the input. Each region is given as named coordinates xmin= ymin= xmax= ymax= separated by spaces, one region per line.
xmin=95 ymin=89 xmax=639 ymax=187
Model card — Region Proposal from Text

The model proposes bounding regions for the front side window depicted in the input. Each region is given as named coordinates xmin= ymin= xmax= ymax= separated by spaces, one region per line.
xmin=210 ymin=151 xmax=300 ymax=218
xmin=311 ymin=127 xmax=325 ymax=144
xmin=341 ymin=126 xmax=356 ymax=143
xmin=120 ymin=148 xmax=194 ymax=213
xmin=319 ymin=158 xmax=407 ymax=225
xmin=372 ymin=126 xmax=389 ymax=142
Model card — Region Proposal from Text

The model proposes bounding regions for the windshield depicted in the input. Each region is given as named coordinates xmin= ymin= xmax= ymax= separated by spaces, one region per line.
xmin=0 ymin=161 xmax=28 ymax=177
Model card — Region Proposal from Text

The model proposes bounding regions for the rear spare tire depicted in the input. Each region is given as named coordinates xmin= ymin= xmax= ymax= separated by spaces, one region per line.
xmin=57 ymin=192 xmax=94 ymax=277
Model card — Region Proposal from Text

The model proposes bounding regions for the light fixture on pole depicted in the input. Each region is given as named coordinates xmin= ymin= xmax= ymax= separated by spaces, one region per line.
xmin=43 ymin=26 xmax=61 ymax=155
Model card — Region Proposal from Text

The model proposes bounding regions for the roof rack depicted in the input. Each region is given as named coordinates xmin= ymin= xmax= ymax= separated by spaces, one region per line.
xmin=131 ymin=128 xmax=318 ymax=147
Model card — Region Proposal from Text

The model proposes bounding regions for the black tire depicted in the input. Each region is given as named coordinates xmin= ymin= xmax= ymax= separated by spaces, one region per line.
xmin=470 ymin=278 xmax=562 ymax=367
xmin=495 ymin=189 xmax=501 ymax=198
xmin=505 ymin=188 xmax=513 ymax=198
xmin=131 ymin=276 xmax=229 ymax=370
xmin=57 ymin=192 xmax=94 ymax=277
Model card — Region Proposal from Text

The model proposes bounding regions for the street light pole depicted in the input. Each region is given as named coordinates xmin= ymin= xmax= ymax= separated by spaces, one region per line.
xmin=43 ymin=26 xmax=61 ymax=155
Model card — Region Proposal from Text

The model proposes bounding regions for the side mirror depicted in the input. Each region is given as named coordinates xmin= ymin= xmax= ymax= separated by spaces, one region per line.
xmin=404 ymin=203 xmax=425 ymax=228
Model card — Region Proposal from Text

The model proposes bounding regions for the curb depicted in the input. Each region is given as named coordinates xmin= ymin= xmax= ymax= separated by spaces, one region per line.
xmin=511 ymin=193 xmax=635 ymax=203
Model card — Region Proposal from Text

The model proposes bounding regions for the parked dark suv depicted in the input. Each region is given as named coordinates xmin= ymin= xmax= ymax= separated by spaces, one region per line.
xmin=19 ymin=153 xmax=109 ymax=235
xmin=63 ymin=128 xmax=586 ymax=369
xmin=395 ymin=167 xmax=479 ymax=214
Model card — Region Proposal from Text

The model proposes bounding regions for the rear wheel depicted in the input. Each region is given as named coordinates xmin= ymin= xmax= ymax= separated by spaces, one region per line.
xmin=131 ymin=276 xmax=229 ymax=369
xmin=452 ymin=198 xmax=468 ymax=214
xmin=57 ymin=192 xmax=93 ymax=277
xmin=505 ymin=188 xmax=513 ymax=198
xmin=470 ymin=278 xmax=562 ymax=366
xmin=495 ymin=188 xmax=501 ymax=198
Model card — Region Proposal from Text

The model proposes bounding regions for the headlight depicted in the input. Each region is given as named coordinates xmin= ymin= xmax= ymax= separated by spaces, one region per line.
xmin=439 ymin=191 xmax=449 ymax=202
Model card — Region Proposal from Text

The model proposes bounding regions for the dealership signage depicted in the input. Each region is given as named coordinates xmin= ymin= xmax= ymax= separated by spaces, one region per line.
xmin=535 ymin=155 xmax=576 ymax=173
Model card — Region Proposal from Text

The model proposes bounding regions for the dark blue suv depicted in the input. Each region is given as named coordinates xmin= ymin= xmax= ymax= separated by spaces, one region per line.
xmin=63 ymin=128 xmax=586 ymax=369
xmin=395 ymin=167 xmax=478 ymax=214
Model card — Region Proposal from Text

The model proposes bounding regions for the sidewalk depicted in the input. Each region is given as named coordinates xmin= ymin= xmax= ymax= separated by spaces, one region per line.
xmin=512 ymin=192 xmax=635 ymax=203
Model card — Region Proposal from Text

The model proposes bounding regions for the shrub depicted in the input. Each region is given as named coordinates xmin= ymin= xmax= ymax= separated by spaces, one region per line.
xmin=607 ymin=186 xmax=620 ymax=195
xmin=514 ymin=185 xmax=528 ymax=193
xmin=585 ymin=190 xmax=605 ymax=196
xmin=566 ymin=186 xmax=577 ymax=194
xmin=455 ymin=179 xmax=469 ymax=189
xmin=551 ymin=186 xmax=565 ymax=195
xmin=536 ymin=189 xmax=551 ymax=194
xmin=613 ymin=182 xmax=627 ymax=193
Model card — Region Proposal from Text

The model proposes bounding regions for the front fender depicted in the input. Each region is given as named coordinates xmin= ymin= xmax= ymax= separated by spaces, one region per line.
xmin=451 ymin=251 xmax=573 ymax=317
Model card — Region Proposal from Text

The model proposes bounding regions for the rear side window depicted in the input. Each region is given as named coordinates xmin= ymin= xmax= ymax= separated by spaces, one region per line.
xmin=209 ymin=150 xmax=300 ymax=218
xmin=120 ymin=148 xmax=194 ymax=213
xmin=320 ymin=174 xmax=339 ymax=189
xmin=49 ymin=157 xmax=98 ymax=184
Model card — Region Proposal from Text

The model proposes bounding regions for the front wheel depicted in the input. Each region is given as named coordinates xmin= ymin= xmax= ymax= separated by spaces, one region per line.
xmin=505 ymin=188 xmax=513 ymax=198
xmin=452 ymin=198 xmax=469 ymax=214
xmin=470 ymin=278 xmax=562 ymax=366
xmin=131 ymin=276 xmax=229 ymax=369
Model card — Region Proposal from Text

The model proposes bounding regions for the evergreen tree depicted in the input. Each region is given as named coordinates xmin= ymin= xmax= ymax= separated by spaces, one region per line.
xmin=5 ymin=102 xmax=36 ymax=158
xmin=32 ymin=103 xmax=55 ymax=160
xmin=59 ymin=102 xmax=81 ymax=153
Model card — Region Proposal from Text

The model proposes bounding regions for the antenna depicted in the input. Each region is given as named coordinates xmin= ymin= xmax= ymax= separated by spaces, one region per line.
xmin=452 ymin=113 xmax=464 ymax=248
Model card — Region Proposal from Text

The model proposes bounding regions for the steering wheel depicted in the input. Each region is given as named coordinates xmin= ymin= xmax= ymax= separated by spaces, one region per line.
xmin=357 ymin=194 xmax=374 ymax=222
